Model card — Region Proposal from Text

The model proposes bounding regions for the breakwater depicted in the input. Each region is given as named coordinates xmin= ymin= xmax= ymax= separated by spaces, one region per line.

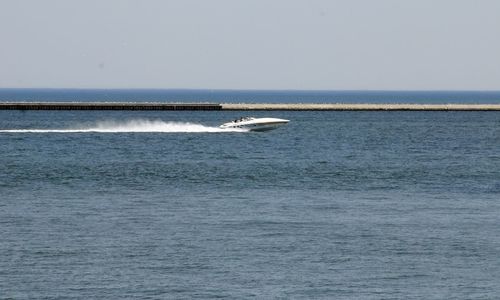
xmin=0 ymin=102 xmax=222 ymax=110
xmin=222 ymin=103 xmax=500 ymax=111
xmin=2 ymin=102 xmax=500 ymax=111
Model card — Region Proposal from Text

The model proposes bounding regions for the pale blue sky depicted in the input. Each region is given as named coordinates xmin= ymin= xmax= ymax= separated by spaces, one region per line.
xmin=1 ymin=0 xmax=499 ymax=90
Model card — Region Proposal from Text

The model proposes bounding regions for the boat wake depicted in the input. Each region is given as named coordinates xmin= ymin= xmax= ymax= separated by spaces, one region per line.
xmin=0 ymin=119 xmax=249 ymax=133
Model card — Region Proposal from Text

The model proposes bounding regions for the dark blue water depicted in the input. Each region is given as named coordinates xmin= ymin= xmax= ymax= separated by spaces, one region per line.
xmin=1 ymin=109 xmax=500 ymax=299
xmin=1 ymin=88 xmax=500 ymax=103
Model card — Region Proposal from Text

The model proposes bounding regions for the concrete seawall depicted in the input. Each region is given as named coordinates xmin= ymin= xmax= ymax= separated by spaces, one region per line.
xmin=0 ymin=102 xmax=222 ymax=110
xmin=221 ymin=103 xmax=500 ymax=111
xmin=1 ymin=102 xmax=500 ymax=111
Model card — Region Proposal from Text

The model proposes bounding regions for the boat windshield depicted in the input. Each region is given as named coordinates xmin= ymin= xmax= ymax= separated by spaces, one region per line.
xmin=234 ymin=117 xmax=254 ymax=123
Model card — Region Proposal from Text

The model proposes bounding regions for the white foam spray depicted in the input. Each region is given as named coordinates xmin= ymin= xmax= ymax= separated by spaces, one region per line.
xmin=0 ymin=119 xmax=248 ymax=133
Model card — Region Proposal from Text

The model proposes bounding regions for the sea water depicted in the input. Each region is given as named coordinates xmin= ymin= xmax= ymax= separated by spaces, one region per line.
xmin=2 ymin=89 xmax=500 ymax=104
xmin=1 ymin=108 xmax=500 ymax=298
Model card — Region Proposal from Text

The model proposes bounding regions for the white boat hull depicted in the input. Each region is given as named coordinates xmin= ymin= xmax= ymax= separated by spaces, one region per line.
xmin=220 ymin=117 xmax=289 ymax=132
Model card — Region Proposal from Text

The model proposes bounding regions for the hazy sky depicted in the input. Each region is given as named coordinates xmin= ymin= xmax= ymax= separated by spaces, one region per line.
xmin=1 ymin=0 xmax=500 ymax=90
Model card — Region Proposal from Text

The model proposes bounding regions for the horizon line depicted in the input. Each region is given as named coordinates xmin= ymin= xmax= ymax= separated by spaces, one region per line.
xmin=1 ymin=88 xmax=500 ymax=93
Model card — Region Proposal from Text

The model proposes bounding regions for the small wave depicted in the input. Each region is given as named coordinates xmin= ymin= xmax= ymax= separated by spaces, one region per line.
xmin=0 ymin=119 xmax=248 ymax=133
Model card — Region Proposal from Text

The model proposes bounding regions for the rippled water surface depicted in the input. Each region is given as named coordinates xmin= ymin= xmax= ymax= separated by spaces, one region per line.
xmin=2 ymin=88 xmax=500 ymax=103
xmin=1 ymin=110 xmax=500 ymax=299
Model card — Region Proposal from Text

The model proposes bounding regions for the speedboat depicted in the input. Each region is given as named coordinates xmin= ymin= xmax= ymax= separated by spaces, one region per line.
xmin=220 ymin=117 xmax=289 ymax=132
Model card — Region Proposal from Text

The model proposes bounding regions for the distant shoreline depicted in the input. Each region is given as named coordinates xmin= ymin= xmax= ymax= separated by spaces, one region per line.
xmin=2 ymin=102 xmax=500 ymax=111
